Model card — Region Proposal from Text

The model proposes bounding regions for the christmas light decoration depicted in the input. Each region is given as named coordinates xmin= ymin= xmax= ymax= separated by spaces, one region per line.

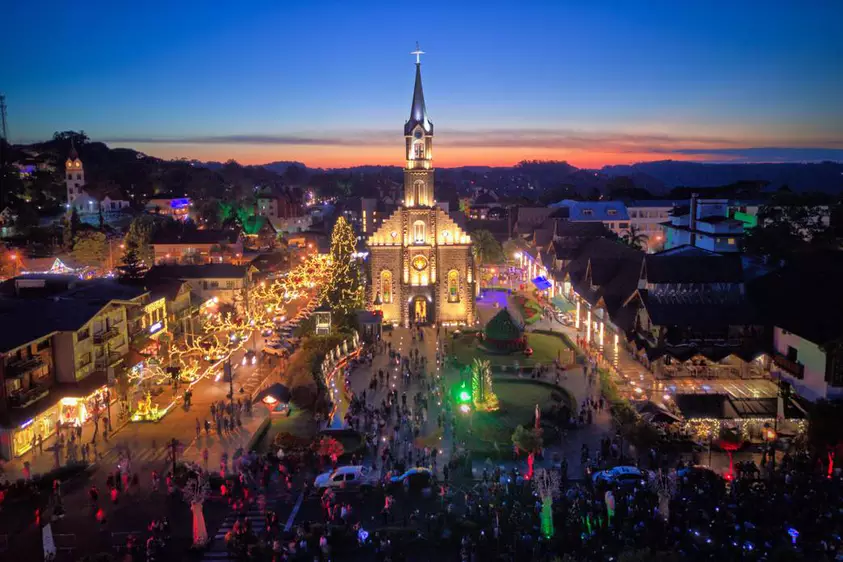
xmin=470 ymin=358 xmax=499 ymax=412
xmin=320 ymin=216 xmax=363 ymax=315
xmin=533 ymin=468 xmax=561 ymax=538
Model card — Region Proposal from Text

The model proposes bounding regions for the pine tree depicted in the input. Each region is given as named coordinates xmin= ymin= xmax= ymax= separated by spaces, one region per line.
xmin=320 ymin=216 xmax=363 ymax=315
xmin=118 ymin=240 xmax=146 ymax=280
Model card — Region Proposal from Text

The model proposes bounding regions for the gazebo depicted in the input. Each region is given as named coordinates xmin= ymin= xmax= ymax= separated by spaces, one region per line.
xmin=482 ymin=307 xmax=527 ymax=352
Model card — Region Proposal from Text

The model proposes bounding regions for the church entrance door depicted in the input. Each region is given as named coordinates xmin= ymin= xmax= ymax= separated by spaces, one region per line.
xmin=410 ymin=296 xmax=430 ymax=324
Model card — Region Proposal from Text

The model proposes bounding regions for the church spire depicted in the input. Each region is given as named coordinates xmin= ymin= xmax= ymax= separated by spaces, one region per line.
xmin=405 ymin=42 xmax=433 ymax=136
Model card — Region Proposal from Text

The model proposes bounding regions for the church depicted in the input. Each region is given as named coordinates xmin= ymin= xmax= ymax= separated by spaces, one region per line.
xmin=368 ymin=49 xmax=476 ymax=327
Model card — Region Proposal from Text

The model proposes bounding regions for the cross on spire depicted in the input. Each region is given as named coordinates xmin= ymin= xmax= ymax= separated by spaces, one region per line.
xmin=411 ymin=42 xmax=425 ymax=65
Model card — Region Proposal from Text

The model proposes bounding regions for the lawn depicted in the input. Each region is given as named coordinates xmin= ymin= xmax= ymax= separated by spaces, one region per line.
xmin=451 ymin=331 xmax=573 ymax=369
xmin=453 ymin=380 xmax=572 ymax=457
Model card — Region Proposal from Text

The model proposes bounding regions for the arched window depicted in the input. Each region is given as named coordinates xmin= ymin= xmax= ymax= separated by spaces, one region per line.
xmin=413 ymin=180 xmax=425 ymax=204
xmin=448 ymin=270 xmax=460 ymax=303
xmin=380 ymin=270 xmax=392 ymax=304
xmin=413 ymin=141 xmax=425 ymax=160
xmin=413 ymin=220 xmax=426 ymax=244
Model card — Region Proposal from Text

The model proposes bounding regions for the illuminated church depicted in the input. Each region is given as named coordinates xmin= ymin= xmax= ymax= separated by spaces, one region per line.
xmin=368 ymin=47 xmax=476 ymax=327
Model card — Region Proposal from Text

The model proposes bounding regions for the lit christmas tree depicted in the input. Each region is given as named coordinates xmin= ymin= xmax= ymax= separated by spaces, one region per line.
xmin=321 ymin=216 xmax=363 ymax=315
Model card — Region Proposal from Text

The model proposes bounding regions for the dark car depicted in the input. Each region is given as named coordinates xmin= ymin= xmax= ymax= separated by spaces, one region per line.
xmin=390 ymin=467 xmax=434 ymax=490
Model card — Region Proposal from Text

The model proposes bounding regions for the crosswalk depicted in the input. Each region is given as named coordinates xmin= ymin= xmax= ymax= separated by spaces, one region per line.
xmin=94 ymin=443 xmax=173 ymax=470
xmin=200 ymin=489 xmax=293 ymax=562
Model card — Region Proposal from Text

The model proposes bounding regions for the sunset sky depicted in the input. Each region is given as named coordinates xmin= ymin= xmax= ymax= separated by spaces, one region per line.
xmin=4 ymin=0 xmax=842 ymax=168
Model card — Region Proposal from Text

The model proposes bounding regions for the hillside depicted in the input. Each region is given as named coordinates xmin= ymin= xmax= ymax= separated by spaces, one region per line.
xmin=601 ymin=160 xmax=843 ymax=193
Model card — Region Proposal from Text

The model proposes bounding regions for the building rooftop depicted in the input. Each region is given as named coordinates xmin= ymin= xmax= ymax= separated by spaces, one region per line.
xmin=550 ymin=200 xmax=630 ymax=222
xmin=152 ymin=229 xmax=240 ymax=245
xmin=146 ymin=263 xmax=249 ymax=281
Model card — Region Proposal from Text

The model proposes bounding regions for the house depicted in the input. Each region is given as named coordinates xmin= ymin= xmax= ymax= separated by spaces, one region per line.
xmin=151 ymin=229 xmax=243 ymax=265
xmin=624 ymin=200 xmax=684 ymax=251
xmin=549 ymin=200 xmax=631 ymax=237
xmin=663 ymin=195 xmax=744 ymax=253
xmin=0 ymin=277 xmax=141 ymax=460
xmin=70 ymin=181 xmax=132 ymax=226
xmin=622 ymin=246 xmax=763 ymax=377
xmin=256 ymin=188 xmax=305 ymax=220
xmin=145 ymin=264 xmax=252 ymax=306
xmin=241 ymin=216 xmax=278 ymax=250
xmin=749 ymin=257 xmax=843 ymax=401
xmin=145 ymin=196 xmax=192 ymax=221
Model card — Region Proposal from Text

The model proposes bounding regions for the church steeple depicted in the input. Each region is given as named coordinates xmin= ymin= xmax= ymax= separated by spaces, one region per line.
xmin=404 ymin=43 xmax=433 ymax=136
xmin=404 ymin=43 xmax=435 ymax=207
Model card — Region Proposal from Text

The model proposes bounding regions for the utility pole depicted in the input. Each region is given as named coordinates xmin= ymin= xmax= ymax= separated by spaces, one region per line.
xmin=0 ymin=94 xmax=8 ymax=142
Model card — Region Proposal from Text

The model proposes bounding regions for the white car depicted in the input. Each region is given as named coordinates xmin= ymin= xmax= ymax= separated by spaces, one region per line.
xmin=313 ymin=466 xmax=374 ymax=490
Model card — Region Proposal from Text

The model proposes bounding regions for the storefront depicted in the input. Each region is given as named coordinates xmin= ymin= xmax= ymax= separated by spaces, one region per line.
xmin=8 ymin=403 xmax=59 ymax=459
xmin=58 ymin=386 xmax=111 ymax=428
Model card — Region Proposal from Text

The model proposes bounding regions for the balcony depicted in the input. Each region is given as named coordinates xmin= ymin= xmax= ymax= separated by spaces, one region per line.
xmin=773 ymin=352 xmax=805 ymax=379
xmin=94 ymin=327 xmax=120 ymax=344
xmin=7 ymin=355 xmax=45 ymax=376
xmin=95 ymin=352 xmax=122 ymax=371
xmin=8 ymin=384 xmax=50 ymax=409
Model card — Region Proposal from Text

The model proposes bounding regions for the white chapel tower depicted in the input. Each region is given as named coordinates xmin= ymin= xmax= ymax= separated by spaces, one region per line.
xmin=65 ymin=141 xmax=85 ymax=209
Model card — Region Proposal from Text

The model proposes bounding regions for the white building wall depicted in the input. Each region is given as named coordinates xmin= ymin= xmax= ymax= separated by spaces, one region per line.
xmin=773 ymin=326 xmax=835 ymax=401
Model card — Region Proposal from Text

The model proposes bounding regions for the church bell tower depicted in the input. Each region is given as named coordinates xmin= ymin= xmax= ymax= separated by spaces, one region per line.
xmin=404 ymin=43 xmax=435 ymax=208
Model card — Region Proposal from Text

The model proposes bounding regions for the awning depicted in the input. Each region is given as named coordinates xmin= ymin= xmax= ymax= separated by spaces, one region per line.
xmin=551 ymin=296 xmax=574 ymax=312
xmin=532 ymin=276 xmax=552 ymax=290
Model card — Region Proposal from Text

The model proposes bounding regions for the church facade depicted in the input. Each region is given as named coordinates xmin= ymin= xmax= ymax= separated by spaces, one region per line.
xmin=368 ymin=55 xmax=476 ymax=327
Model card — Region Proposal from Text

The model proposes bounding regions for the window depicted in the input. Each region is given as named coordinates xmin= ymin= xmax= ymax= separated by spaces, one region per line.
xmin=77 ymin=329 xmax=90 ymax=341
xmin=413 ymin=220 xmax=425 ymax=244
xmin=67 ymin=174 xmax=72 ymax=181
xmin=786 ymin=346 xmax=798 ymax=363
xmin=448 ymin=270 xmax=460 ymax=303
xmin=76 ymin=173 xmax=82 ymax=180
xmin=727 ymin=238 xmax=736 ymax=245
xmin=629 ymin=210 xmax=638 ymax=218
xmin=582 ymin=209 xmax=593 ymax=216
xmin=607 ymin=209 xmax=617 ymax=216
xmin=413 ymin=180 xmax=425 ymax=204
xmin=619 ymin=222 xmax=629 ymax=229
xmin=380 ymin=270 xmax=392 ymax=304
xmin=225 ymin=281 xmax=235 ymax=289
xmin=413 ymin=141 xmax=424 ymax=159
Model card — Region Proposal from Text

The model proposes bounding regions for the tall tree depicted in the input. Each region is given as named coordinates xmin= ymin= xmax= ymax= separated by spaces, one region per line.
xmin=72 ymin=230 xmax=108 ymax=267
xmin=743 ymin=192 xmax=838 ymax=261
xmin=124 ymin=216 xmax=157 ymax=265
xmin=118 ymin=240 xmax=147 ymax=280
xmin=471 ymin=229 xmax=505 ymax=266
xmin=321 ymin=216 xmax=363 ymax=316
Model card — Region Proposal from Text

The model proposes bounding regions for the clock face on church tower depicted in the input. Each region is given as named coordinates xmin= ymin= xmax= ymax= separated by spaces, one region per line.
xmin=414 ymin=130 xmax=423 ymax=140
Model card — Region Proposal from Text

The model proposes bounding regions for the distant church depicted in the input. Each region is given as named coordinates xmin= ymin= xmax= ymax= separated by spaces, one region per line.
xmin=368 ymin=47 xmax=476 ymax=327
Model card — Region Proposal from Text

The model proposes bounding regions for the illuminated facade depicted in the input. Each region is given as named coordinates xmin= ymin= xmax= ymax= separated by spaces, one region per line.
xmin=368 ymin=50 xmax=476 ymax=326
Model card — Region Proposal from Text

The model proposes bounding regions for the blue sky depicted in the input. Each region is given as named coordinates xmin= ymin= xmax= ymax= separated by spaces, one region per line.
xmin=3 ymin=0 xmax=842 ymax=167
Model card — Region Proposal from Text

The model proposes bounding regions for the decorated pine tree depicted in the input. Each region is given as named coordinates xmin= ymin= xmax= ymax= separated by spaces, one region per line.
xmin=321 ymin=216 xmax=363 ymax=315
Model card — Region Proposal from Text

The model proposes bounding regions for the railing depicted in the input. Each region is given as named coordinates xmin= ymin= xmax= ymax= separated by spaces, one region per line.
xmin=773 ymin=352 xmax=805 ymax=379
xmin=95 ymin=352 xmax=122 ymax=370
xmin=8 ymin=385 xmax=50 ymax=409
xmin=7 ymin=355 xmax=44 ymax=375
xmin=94 ymin=327 xmax=120 ymax=344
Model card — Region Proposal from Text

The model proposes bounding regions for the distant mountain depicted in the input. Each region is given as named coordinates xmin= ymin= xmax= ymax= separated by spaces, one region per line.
xmin=600 ymin=160 xmax=843 ymax=193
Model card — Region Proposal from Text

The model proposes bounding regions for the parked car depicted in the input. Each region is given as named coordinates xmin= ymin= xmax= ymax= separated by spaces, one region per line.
xmin=592 ymin=466 xmax=648 ymax=489
xmin=313 ymin=466 xmax=375 ymax=491
xmin=389 ymin=467 xmax=434 ymax=490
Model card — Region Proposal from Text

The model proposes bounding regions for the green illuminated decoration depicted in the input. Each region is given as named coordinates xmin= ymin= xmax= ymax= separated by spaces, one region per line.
xmin=470 ymin=358 xmax=499 ymax=411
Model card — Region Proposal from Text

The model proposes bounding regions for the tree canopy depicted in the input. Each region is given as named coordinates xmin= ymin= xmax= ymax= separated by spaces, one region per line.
xmin=72 ymin=230 xmax=108 ymax=267
xmin=472 ymin=229 xmax=505 ymax=265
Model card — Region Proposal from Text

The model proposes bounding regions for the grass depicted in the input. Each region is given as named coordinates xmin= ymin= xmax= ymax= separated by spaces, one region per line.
xmin=454 ymin=380 xmax=572 ymax=456
xmin=452 ymin=332 xmax=572 ymax=369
